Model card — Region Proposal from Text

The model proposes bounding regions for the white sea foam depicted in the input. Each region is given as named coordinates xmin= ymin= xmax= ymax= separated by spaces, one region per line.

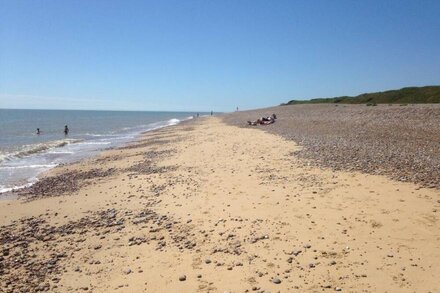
xmin=167 ymin=118 xmax=180 ymax=125
xmin=121 ymin=124 xmax=149 ymax=131
xmin=0 ymin=139 xmax=82 ymax=162
xmin=0 ymin=114 xmax=191 ymax=194
xmin=98 ymin=136 xmax=134 ymax=141
xmin=79 ymin=141 xmax=112 ymax=145
xmin=47 ymin=151 xmax=75 ymax=154
xmin=85 ymin=133 xmax=108 ymax=137
xmin=0 ymin=179 xmax=37 ymax=194
xmin=0 ymin=164 xmax=57 ymax=169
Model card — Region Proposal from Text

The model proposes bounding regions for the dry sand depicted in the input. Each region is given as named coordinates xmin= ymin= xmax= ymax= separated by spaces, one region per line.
xmin=222 ymin=104 xmax=440 ymax=189
xmin=1 ymin=117 xmax=439 ymax=292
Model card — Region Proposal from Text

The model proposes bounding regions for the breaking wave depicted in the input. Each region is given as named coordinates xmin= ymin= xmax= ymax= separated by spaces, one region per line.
xmin=0 ymin=115 xmax=192 ymax=195
xmin=0 ymin=139 xmax=82 ymax=163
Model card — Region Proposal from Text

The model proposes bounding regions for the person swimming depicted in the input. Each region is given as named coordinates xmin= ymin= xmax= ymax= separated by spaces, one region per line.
xmin=64 ymin=125 xmax=69 ymax=136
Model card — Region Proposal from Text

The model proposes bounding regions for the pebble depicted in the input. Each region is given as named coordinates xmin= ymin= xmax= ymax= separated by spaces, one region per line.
xmin=223 ymin=105 xmax=440 ymax=189
xmin=179 ymin=275 xmax=186 ymax=281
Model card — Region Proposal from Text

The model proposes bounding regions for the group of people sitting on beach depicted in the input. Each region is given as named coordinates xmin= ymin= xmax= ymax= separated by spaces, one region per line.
xmin=247 ymin=114 xmax=277 ymax=126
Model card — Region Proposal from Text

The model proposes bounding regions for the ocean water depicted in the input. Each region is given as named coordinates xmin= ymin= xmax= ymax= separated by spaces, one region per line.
xmin=0 ymin=109 xmax=199 ymax=193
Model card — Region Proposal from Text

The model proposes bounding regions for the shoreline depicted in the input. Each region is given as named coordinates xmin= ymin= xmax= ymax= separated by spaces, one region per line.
xmin=1 ymin=116 xmax=439 ymax=292
xmin=0 ymin=117 xmax=194 ymax=197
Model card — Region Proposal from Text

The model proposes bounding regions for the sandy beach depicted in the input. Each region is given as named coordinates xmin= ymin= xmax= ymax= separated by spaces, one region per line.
xmin=1 ymin=114 xmax=439 ymax=292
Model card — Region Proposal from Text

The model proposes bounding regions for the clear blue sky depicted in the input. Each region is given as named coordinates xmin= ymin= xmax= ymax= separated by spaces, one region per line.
xmin=1 ymin=0 xmax=439 ymax=112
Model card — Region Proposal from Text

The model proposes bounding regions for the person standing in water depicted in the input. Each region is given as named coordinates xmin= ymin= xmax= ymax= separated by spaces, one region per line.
xmin=36 ymin=128 xmax=41 ymax=135
xmin=64 ymin=125 xmax=69 ymax=136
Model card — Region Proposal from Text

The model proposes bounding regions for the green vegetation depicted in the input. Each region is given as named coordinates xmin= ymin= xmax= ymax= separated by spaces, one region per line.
xmin=284 ymin=86 xmax=440 ymax=105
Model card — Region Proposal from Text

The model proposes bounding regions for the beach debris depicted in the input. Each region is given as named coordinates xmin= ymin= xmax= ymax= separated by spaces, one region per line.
xmin=16 ymin=168 xmax=116 ymax=199
xmin=0 ymin=206 xmax=197 ymax=292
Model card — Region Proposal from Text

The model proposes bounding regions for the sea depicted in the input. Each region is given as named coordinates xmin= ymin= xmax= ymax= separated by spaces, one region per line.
xmin=0 ymin=109 xmax=201 ymax=194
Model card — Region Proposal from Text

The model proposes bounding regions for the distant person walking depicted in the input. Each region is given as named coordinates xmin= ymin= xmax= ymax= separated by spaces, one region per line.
xmin=64 ymin=125 xmax=69 ymax=136
xmin=197 ymin=113 xmax=199 ymax=118
xmin=210 ymin=110 xmax=213 ymax=116
xmin=236 ymin=107 xmax=239 ymax=111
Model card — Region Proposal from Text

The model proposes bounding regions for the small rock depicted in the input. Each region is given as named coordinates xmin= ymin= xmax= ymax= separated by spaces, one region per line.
xmin=179 ymin=275 xmax=186 ymax=281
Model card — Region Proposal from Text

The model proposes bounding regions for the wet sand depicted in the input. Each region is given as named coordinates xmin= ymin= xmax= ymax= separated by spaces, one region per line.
xmin=1 ymin=117 xmax=439 ymax=292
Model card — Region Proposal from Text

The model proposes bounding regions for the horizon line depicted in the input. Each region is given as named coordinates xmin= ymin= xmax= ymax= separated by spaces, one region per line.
xmin=0 ymin=107 xmax=223 ymax=113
